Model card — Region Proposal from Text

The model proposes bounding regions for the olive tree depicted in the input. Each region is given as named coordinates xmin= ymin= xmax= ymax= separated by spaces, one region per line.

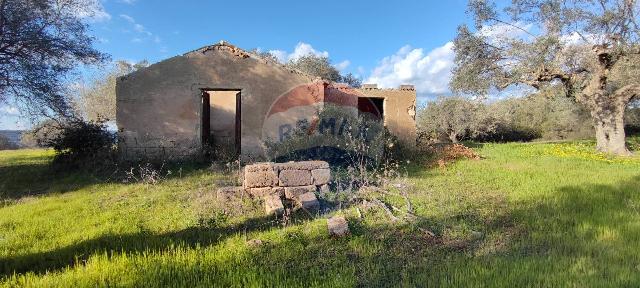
xmin=77 ymin=60 xmax=148 ymax=121
xmin=418 ymin=96 xmax=481 ymax=143
xmin=0 ymin=0 xmax=108 ymax=119
xmin=452 ymin=0 xmax=640 ymax=155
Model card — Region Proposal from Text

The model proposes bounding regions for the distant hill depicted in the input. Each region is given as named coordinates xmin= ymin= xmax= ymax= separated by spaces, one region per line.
xmin=0 ymin=130 xmax=23 ymax=145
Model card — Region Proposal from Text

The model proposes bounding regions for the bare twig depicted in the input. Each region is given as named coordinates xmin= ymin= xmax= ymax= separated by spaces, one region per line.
xmin=372 ymin=198 xmax=399 ymax=222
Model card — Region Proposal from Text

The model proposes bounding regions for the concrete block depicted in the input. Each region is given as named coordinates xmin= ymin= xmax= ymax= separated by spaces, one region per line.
xmin=311 ymin=168 xmax=331 ymax=185
xmin=275 ymin=161 xmax=329 ymax=171
xmin=279 ymin=169 xmax=312 ymax=186
xmin=244 ymin=169 xmax=278 ymax=188
xmin=250 ymin=187 xmax=284 ymax=198
xmin=271 ymin=187 xmax=285 ymax=197
xmin=264 ymin=194 xmax=284 ymax=215
xmin=297 ymin=192 xmax=320 ymax=211
xmin=249 ymin=187 xmax=272 ymax=198
xmin=284 ymin=185 xmax=317 ymax=199
xmin=244 ymin=162 xmax=275 ymax=172
xmin=327 ymin=216 xmax=349 ymax=237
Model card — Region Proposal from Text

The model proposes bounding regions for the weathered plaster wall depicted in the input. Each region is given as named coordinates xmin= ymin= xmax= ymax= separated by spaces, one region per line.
xmin=116 ymin=42 xmax=417 ymax=161
xmin=356 ymin=86 xmax=417 ymax=148
xmin=116 ymin=43 xmax=314 ymax=160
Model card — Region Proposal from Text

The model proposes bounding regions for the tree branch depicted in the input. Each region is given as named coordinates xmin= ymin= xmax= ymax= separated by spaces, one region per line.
xmin=613 ymin=83 xmax=640 ymax=103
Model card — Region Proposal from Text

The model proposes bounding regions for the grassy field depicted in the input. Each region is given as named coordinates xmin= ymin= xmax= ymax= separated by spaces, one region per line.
xmin=1 ymin=139 xmax=640 ymax=287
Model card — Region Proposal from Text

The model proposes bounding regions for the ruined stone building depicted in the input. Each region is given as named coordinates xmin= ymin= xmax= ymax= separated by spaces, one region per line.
xmin=116 ymin=41 xmax=417 ymax=162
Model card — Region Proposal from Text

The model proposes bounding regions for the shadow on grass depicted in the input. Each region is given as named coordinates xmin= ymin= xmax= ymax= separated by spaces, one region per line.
xmin=0 ymin=213 xmax=279 ymax=278
xmin=0 ymin=161 xmax=97 ymax=202
xmin=3 ymin=174 xmax=640 ymax=286
xmin=0 ymin=155 xmax=218 ymax=204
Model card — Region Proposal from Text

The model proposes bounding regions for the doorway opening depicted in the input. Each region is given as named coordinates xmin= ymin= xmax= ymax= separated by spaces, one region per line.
xmin=201 ymin=89 xmax=241 ymax=155
xmin=358 ymin=97 xmax=384 ymax=120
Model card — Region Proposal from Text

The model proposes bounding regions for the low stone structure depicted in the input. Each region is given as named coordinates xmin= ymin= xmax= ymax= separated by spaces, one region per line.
xmin=243 ymin=161 xmax=330 ymax=215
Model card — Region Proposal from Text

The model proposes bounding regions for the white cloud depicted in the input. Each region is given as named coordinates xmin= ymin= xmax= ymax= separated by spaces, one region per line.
xmin=334 ymin=60 xmax=350 ymax=71
xmin=134 ymin=23 xmax=145 ymax=33
xmin=289 ymin=42 xmax=329 ymax=60
xmin=478 ymin=22 xmax=533 ymax=44
xmin=560 ymin=31 xmax=603 ymax=46
xmin=366 ymin=42 xmax=455 ymax=98
xmin=120 ymin=14 xmax=160 ymax=43
xmin=268 ymin=42 xmax=331 ymax=63
xmin=120 ymin=14 xmax=135 ymax=23
xmin=268 ymin=50 xmax=288 ymax=63
xmin=91 ymin=10 xmax=112 ymax=22
xmin=77 ymin=1 xmax=111 ymax=22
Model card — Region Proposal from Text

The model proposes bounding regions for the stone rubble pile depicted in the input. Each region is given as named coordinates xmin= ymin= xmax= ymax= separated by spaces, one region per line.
xmin=243 ymin=161 xmax=330 ymax=215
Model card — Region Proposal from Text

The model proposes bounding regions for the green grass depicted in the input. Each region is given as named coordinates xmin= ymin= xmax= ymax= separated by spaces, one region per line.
xmin=0 ymin=139 xmax=640 ymax=287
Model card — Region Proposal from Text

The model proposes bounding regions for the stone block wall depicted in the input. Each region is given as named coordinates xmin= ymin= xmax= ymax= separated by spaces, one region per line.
xmin=243 ymin=161 xmax=330 ymax=215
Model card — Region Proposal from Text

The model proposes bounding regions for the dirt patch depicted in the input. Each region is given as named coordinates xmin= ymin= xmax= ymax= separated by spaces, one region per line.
xmin=423 ymin=143 xmax=481 ymax=168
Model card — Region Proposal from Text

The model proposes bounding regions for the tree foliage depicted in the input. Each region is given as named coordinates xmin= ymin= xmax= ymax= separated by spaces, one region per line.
xmin=250 ymin=50 xmax=362 ymax=87
xmin=417 ymin=92 xmax=594 ymax=144
xmin=76 ymin=60 xmax=148 ymax=122
xmin=40 ymin=119 xmax=116 ymax=165
xmin=286 ymin=55 xmax=342 ymax=82
xmin=418 ymin=96 xmax=482 ymax=143
xmin=0 ymin=0 xmax=108 ymax=118
xmin=452 ymin=0 xmax=640 ymax=155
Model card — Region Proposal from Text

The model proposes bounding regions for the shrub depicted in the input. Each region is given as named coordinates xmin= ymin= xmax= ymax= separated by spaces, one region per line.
xmin=20 ymin=119 xmax=64 ymax=148
xmin=417 ymin=96 xmax=480 ymax=143
xmin=0 ymin=134 xmax=18 ymax=150
xmin=41 ymin=119 xmax=116 ymax=167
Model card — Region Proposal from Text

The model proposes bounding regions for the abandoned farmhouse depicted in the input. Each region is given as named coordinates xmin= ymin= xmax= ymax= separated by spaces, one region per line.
xmin=116 ymin=42 xmax=417 ymax=162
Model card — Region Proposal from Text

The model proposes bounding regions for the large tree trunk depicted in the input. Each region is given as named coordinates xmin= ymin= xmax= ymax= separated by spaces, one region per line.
xmin=585 ymin=91 xmax=633 ymax=156
xmin=577 ymin=48 xmax=639 ymax=156
xmin=592 ymin=109 xmax=631 ymax=156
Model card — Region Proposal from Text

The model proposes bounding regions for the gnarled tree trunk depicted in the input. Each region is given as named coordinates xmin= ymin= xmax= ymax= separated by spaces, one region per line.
xmin=582 ymin=84 xmax=639 ymax=156
xmin=591 ymin=103 xmax=631 ymax=156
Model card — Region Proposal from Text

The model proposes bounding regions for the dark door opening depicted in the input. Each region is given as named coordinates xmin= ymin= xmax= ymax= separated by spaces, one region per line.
xmin=358 ymin=97 xmax=384 ymax=120
xmin=201 ymin=90 xmax=241 ymax=155
xmin=235 ymin=91 xmax=241 ymax=154
xmin=201 ymin=92 xmax=211 ymax=146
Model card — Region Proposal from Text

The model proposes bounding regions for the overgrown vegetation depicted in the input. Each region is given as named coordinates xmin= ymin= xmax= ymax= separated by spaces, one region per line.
xmin=42 ymin=120 xmax=116 ymax=167
xmin=75 ymin=60 xmax=149 ymax=122
xmin=0 ymin=139 xmax=639 ymax=286
xmin=0 ymin=134 xmax=18 ymax=150
xmin=418 ymin=93 xmax=598 ymax=144
xmin=452 ymin=0 xmax=640 ymax=155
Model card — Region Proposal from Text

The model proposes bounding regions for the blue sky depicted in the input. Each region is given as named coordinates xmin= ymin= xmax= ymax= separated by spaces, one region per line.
xmin=0 ymin=0 xmax=471 ymax=129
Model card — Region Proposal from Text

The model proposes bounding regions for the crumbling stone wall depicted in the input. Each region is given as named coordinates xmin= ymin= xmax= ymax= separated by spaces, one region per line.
xmin=357 ymin=84 xmax=417 ymax=148
xmin=116 ymin=41 xmax=417 ymax=161
xmin=243 ymin=161 xmax=330 ymax=215
xmin=116 ymin=42 xmax=314 ymax=161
